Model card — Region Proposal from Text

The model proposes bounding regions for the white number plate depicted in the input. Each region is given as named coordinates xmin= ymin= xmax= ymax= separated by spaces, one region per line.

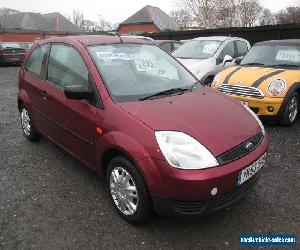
xmin=237 ymin=153 xmax=266 ymax=186
xmin=240 ymin=101 xmax=248 ymax=107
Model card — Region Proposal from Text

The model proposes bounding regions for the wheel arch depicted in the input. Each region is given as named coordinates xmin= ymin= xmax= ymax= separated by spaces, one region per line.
xmin=100 ymin=148 xmax=132 ymax=177
xmin=17 ymin=89 xmax=31 ymax=113
xmin=279 ymin=82 xmax=300 ymax=113
xmin=95 ymin=131 xmax=152 ymax=177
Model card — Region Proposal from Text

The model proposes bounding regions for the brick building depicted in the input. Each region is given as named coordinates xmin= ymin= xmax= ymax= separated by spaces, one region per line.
xmin=118 ymin=5 xmax=178 ymax=35
xmin=0 ymin=11 xmax=80 ymax=46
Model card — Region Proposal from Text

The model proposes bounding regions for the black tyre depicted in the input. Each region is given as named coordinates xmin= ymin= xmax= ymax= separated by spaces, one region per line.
xmin=20 ymin=107 xmax=40 ymax=141
xmin=280 ymin=92 xmax=299 ymax=126
xmin=106 ymin=156 xmax=152 ymax=224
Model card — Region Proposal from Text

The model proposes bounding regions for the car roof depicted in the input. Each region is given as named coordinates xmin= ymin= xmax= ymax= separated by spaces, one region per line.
xmin=121 ymin=35 xmax=154 ymax=42
xmin=254 ymin=39 xmax=300 ymax=46
xmin=34 ymin=35 xmax=153 ymax=47
xmin=192 ymin=36 xmax=247 ymax=42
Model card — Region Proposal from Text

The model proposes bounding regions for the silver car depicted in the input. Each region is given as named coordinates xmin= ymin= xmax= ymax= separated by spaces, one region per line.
xmin=172 ymin=36 xmax=251 ymax=85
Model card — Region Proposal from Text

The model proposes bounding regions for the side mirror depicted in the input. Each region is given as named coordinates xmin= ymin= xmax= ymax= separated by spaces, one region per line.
xmin=222 ymin=55 xmax=233 ymax=66
xmin=235 ymin=57 xmax=243 ymax=65
xmin=64 ymin=85 xmax=93 ymax=101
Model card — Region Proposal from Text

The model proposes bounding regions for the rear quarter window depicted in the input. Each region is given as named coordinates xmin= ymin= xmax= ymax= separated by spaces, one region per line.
xmin=25 ymin=46 xmax=47 ymax=77
xmin=160 ymin=43 xmax=173 ymax=53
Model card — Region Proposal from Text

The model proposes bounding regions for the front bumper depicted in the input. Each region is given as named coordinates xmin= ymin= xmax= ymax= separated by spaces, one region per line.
xmin=137 ymin=134 xmax=269 ymax=216
xmin=226 ymin=94 xmax=284 ymax=117
xmin=152 ymin=172 xmax=260 ymax=216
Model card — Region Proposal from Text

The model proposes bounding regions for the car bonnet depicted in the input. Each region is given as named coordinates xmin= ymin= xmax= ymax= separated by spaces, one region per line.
xmin=118 ymin=87 xmax=261 ymax=157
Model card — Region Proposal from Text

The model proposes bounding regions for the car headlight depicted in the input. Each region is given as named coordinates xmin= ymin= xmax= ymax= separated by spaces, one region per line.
xmin=155 ymin=131 xmax=219 ymax=170
xmin=268 ymin=79 xmax=286 ymax=96
xmin=211 ymin=73 xmax=221 ymax=88
xmin=244 ymin=106 xmax=265 ymax=136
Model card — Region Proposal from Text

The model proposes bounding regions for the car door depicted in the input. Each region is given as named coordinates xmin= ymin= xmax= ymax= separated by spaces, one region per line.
xmin=38 ymin=43 xmax=98 ymax=167
xmin=215 ymin=41 xmax=236 ymax=73
xmin=22 ymin=45 xmax=49 ymax=131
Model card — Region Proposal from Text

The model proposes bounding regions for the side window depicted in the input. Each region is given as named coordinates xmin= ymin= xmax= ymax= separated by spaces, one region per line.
xmin=218 ymin=41 xmax=235 ymax=63
xmin=236 ymin=41 xmax=249 ymax=57
xmin=25 ymin=46 xmax=47 ymax=77
xmin=160 ymin=43 xmax=173 ymax=54
xmin=47 ymin=45 xmax=89 ymax=90
xmin=173 ymin=43 xmax=182 ymax=52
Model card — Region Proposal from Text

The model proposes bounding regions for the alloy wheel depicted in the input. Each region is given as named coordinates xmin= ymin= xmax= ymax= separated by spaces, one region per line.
xmin=110 ymin=167 xmax=139 ymax=216
xmin=288 ymin=96 xmax=298 ymax=123
xmin=21 ymin=108 xmax=31 ymax=136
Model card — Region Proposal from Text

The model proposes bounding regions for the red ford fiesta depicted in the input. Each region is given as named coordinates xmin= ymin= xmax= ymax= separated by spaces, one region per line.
xmin=18 ymin=35 xmax=269 ymax=223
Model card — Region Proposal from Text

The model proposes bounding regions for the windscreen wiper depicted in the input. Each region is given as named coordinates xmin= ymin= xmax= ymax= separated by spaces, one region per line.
xmin=139 ymin=87 xmax=190 ymax=101
xmin=241 ymin=63 xmax=265 ymax=66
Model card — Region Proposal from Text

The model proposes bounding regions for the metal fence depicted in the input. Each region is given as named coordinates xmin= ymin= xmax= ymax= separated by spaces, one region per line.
xmin=146 ymin=24 xmax=300 ymax=45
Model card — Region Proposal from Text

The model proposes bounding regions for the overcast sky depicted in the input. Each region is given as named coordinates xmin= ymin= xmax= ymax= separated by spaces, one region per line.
xmin=0 ymin=0 xmax=299 ymax=24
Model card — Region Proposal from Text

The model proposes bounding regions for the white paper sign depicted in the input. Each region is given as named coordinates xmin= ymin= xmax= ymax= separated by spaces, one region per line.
xmin=96 ymin=52 xmax=133 ymax=61
xmin=203 ymin=43 xmax=219 ymax=54
xmin=276 ymin=50 xmax=300 ymax=62
xmin=134 ymin=58 xmax=155 ymax=71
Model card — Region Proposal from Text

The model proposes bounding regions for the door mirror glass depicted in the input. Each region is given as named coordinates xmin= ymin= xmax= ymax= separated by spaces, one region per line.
xmin=223 ymin=55 xmax=233 ymax=66
xmin=64 ymin=85 xmax=93 ymax=101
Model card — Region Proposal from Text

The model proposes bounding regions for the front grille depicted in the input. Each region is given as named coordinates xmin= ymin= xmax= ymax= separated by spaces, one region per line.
xmin=217 ymin=132 xmax=264 ymax=165
xmin=172 ymin=200 xmax=207 ymax=215
xmin=219 ymin=85 xmax=264 ymax=99
xmin=171 ymin=173 xmax=260 ymax=215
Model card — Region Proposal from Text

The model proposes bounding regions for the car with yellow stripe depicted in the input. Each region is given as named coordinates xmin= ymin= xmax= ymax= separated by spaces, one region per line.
xmin=212 ymin=39 xmax=300 ymax=126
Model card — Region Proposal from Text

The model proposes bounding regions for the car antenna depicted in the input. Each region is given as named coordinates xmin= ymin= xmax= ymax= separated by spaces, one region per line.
xmin=112 ymin=32 xmax=124 ymax=43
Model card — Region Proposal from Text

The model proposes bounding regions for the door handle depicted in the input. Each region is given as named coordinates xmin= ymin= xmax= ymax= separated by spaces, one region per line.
xmin=41 ymin=91 xmax=48 ymax=99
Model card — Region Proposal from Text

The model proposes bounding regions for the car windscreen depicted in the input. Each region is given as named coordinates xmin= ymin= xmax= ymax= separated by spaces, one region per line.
xmin=87 ymin=44 xmax=197 ymax=102
xmin=0 ymin=43 xmax=22 ymax=49
xmin=172 ymin=40 xmax=222 ymax=59
xmin=240 ymin=44 xmax=300 ymax=68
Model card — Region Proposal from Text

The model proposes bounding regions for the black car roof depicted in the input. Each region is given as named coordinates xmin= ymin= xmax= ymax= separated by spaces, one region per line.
xmin=255 ymin=39 xmax=300 ymax=46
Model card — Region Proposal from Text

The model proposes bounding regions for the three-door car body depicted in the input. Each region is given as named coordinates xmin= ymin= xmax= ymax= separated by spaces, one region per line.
xmin=212 ymin=40 xmax=300 ymax=126
xmin=18 ymin=35 xmax=269 ymax=223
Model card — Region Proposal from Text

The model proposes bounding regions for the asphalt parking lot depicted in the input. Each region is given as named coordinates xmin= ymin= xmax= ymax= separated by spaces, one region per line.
xmin=0 ymin=66 xmax=299 ymax=249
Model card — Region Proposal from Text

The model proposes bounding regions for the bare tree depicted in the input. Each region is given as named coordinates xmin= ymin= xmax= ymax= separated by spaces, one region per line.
xmin=236 ymin=0 xmax=263 ymax=27
xmin=174 ymin=0 xmax=265 ymax=28
xmin=179 ymin=0 xmax=219 ymax=28
xmin=72 ymin=9 xmax=84 ymax=30
xmin=0 ymin=7 xmax=20 ymax=26
xmin=0 ymin=7 xmax=19 ymax=16
xmin=276 ymin=7 xmax=300 ymax=24
xmin=169 ymin=9 xmax=193 ymax=30
xmin=98 ymin=15 xmax=113 ymax=31
xmin=259 ymin=8 xmax=276 ymax=26
xmin=82 ymin=20 xmax=101 ymax=32
xmin=214 ymin=0 xmax=238 ymax=27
